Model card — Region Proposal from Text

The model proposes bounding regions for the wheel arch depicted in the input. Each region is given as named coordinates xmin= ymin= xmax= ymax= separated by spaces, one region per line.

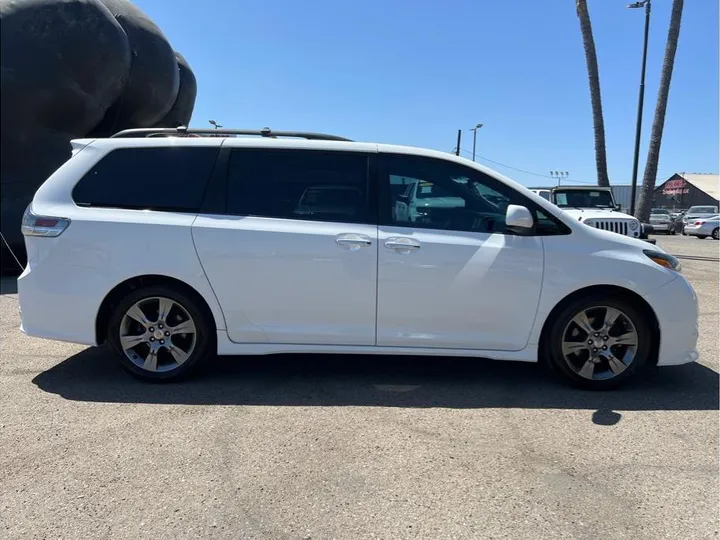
xmin=538 ymin=284 xmax=660 ymax=365
xmin=95 ymin=274 xmax=218 ymax=345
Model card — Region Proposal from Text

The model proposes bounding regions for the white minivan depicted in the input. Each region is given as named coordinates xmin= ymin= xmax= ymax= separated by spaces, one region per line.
xmin=18 ymin=128 xmax=699 ymax=389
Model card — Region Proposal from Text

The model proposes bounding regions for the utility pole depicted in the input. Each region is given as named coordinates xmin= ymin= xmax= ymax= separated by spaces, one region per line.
xmin=627 ymin=0 xmax=651 ymax=216
xmin=455 ymin=129 xmax=462 ymax=156
xmin=470 ymin=123 xmax=484 ymax=161
xmin=550 ymin=171 xmax=569 ymax=186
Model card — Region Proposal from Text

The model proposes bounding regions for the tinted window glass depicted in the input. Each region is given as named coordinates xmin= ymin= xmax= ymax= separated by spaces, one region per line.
xmin=383 ymin=154 xmax=520 ymax=234
xmin=72 ymin=147 xmax=218 ymax=212
xmin=382 ymin=154 xmax=569 ymax=235
xmin=227 ymin=149 xmax=370 ymax=223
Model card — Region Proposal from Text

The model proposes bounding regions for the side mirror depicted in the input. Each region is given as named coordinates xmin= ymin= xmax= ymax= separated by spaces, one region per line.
xmin=506 ymin=204 xmax=534 ymax=231
xmin=615 ymin=204 xmax=622 ymax=211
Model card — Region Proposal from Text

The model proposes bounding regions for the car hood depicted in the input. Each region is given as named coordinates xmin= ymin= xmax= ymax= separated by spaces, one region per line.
xmin=580 ymin=223 xmax=667 ymax=253
xmin=560 ymin=208 xmax=637 ymax=221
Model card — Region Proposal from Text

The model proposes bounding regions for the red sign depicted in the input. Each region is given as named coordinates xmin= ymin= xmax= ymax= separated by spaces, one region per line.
xmin=662 ymin=178 xmax=689 ymax=196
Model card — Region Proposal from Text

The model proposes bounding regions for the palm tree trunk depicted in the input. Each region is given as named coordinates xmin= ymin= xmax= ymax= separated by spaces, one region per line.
xmin=636 ymin=0 xmax=684 ymax=222
xmin=576 ymin=0 xmax=611 ymax=187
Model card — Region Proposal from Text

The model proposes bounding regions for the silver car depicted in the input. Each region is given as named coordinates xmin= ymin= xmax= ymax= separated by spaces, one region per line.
xmin=649 ymin=208 xmax=674 ymax=234
xmin=683 ymin=215 xmax=720 ymax=240
xmin=682 ymin=205 xmax=719 ymax=234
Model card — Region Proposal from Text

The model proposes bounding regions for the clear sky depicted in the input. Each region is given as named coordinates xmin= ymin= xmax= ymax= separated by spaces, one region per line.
xmin=135 ymin=0 xmax=718 ymax=187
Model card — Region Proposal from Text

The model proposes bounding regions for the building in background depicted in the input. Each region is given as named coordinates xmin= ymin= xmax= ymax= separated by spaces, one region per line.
xmin=651 ymin=173 xmax=719 ymax=211
xmin=529 ymin=173 xmax=718 ymax=213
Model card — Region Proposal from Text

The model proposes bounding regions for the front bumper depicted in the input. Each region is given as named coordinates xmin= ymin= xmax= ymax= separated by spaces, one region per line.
xmin=643 ymin=274 xmax=699 ymax=366
xmin=650 ymin=222 xmax=671 ymax=231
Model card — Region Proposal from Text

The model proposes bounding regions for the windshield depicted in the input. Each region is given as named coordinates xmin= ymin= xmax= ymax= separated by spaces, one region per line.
xmin=688 ymin=206 xmax=718 ymax=214
xmin=651 ymin=208 xmax=670 ymax=215
xmin=553 ymin=189 xmax=614 ymax=209
xmin=415 ymin=182 xmax=460 ymax=199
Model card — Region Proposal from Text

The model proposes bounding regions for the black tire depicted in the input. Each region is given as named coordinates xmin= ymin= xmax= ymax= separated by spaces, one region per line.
xmin=107 ymin=284 xmax=215 ymax=381
xmin=712 ymin=228 xmax=719 ymax=240
xmin=543 ymin=293 xmax=653 ymax=390
xmin=696 ymin=235 xmax=707 ymax=240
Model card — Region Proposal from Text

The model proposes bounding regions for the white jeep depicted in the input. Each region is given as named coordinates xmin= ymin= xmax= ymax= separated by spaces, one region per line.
xmin=535 ymin=186 xmax=645 ymax=240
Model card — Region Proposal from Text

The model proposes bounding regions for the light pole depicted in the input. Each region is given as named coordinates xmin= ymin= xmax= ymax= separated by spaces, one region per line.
xmin=470 ymin=123 xmax=483 ymax=161
xmin=550 ymin=171 xmax=569 ymax=186
xmin=627 ymin=0 xmax=651 ymax=216
xmin=209 ymin=119 xmax=222 ymax=129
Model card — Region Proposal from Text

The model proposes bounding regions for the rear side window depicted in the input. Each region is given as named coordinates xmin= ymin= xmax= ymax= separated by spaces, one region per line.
xmin=226 ymin=149 xmax=371 ymax=223
xmin=72 ymin=147 xmax=219 ymax=212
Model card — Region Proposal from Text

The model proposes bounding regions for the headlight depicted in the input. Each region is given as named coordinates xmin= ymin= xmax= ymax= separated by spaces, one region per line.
xmin=629 ymin=220 xmax=639 ymax=230
xmin=644 ymin=250 xmax=682 ymax=272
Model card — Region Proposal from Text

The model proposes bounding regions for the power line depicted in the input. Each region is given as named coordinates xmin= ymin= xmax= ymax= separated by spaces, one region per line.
xmin=457 ymin=148 xmax=588 ymax=184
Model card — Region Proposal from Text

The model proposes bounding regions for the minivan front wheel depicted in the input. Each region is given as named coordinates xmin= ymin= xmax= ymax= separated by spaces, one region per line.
xmin=545 ymin=294 xmax=652 ymax=389
xmin=107 ymin=286 xmax=214 ymax=381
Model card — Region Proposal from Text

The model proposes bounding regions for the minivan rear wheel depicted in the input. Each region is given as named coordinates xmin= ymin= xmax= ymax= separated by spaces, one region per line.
xmin=544 ymin=294 xmax=652 ymax=389
xmin=107 ymin=285 xmax=214 ymax=381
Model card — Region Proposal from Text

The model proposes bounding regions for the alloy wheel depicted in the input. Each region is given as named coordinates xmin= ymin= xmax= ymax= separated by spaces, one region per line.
xmin=561 ymin=306 xmax=639 ymax=381
xmin=119 ymin=296 xmax=197 ymax=372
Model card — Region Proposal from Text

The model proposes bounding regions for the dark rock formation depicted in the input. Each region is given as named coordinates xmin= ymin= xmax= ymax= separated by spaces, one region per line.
xmin=0 ymin=0 xmax=197 ymax=270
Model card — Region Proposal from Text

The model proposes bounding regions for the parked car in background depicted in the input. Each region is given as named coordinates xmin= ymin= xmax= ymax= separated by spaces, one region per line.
xmin=545 ymin=186 xmax=647 ymax=241
xmin=530 ymin=188 xmax=551 ymax=202
xmin=683 ymin=215 xmax=720 ymax=240
xmin=649 ymin=208 xmax=674 ymax=234
xmin=18 ymin=126 xmax=698 ymax=390
xmin=682 ymin=205 xmax=719 ymax=234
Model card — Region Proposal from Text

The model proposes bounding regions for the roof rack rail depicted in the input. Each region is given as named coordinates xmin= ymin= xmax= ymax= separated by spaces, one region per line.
xmin=110 ymin=126 xmax=353 ymax=142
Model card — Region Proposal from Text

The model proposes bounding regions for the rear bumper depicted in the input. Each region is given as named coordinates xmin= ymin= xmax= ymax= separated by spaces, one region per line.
xmin=643 ymin=275 xmax=699 ymax=366
xmin=649 ymin=222 xmax=671 ymax=231
xmin=17 ymin=261 xmax=99 ymax=346
xmin=683 ymin=226 xmax=706 ymax=236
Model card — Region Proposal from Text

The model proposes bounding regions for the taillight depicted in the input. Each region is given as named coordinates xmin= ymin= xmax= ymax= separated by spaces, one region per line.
xmin=21 ymin=205 xmax=70 ymax=237
xmin=694 ymin=221 xmax=703 ymax=226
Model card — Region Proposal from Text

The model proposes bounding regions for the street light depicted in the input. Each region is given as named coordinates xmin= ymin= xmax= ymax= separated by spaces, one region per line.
xmin=209 ymin=119 xmax=222 ymax=129
xmin=470 ymin=123 xmax=484 ymax=162
xmin=627 ymin=0 xmax=651 ymax=216
xmin=550 ymin=171 xmax=569 ymax=186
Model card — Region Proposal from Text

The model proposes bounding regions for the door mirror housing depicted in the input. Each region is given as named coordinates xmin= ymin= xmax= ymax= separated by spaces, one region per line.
xmin=506 ymin=204 xmax=534 ymax=232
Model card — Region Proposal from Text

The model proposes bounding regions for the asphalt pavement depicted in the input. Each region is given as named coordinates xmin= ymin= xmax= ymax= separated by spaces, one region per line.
xmin=1 ymin=235 xmax=718 ymax=539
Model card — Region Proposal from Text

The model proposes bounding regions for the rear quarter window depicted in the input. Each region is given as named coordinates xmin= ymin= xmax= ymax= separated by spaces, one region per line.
xmin=72 ymin=147 xmax=219 ymax=212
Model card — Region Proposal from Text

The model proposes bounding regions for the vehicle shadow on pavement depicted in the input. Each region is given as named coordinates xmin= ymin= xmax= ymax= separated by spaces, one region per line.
xmin=32 ymin=346 xmax=719 ymax=420
xmin=0 ymin=277 xmax=18 ymax=294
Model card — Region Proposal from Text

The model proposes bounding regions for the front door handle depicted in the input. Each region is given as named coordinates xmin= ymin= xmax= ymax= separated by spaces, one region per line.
xmin=384 ymin=237 xmax=421 ymax=253
xmin=335 ymin=233 xmax=372 ymax=250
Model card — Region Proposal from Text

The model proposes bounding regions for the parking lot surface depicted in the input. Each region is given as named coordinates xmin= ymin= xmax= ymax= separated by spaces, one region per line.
xmin=1 ymin=236 xmax=718 ymax=539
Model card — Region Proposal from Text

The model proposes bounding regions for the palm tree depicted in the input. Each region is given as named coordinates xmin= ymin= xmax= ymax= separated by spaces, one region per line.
xmin=576 ymin=0 xmax=611 ymax=187
xmin=636 ymin=0 xmax=684 ymax=221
